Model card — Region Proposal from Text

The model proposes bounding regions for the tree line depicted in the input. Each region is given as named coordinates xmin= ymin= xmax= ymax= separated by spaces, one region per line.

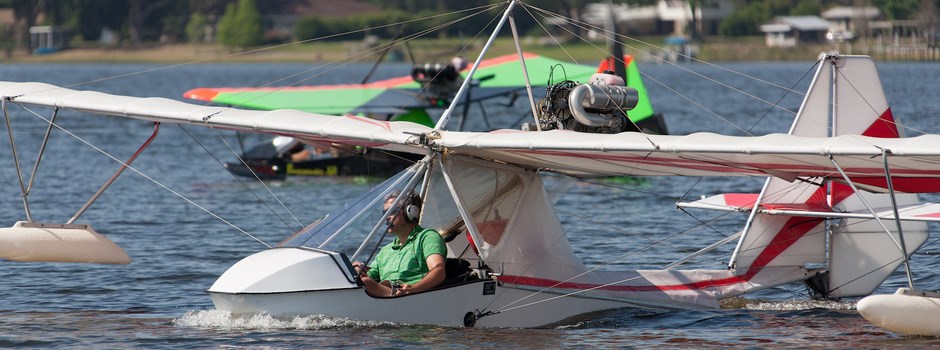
xmin=0 ymin=0 xmax=935 ymax=53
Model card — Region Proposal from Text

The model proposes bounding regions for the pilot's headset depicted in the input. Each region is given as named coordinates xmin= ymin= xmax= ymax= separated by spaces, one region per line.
xmin=388 ymin=190 xmax=422 ymax=224
xmin=402 ymin=191 xmax=422 ymax=223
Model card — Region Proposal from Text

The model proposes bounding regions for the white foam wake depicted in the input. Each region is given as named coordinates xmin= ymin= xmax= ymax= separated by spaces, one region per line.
xmin=173 ymin=309 xmax=393 ymax=330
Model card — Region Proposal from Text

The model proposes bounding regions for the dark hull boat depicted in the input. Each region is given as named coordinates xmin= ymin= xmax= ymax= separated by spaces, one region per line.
xmin=223 ymin=136 xmax=420 ymax=180
xmin=224 ymin=151 xmax=421 ymax=180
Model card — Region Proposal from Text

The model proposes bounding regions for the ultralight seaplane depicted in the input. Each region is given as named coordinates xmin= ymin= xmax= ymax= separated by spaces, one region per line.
xmin=1 ymin=1 xmax=939 ymax=331
xmin=182 ymin=52 xmax=666 ymax=180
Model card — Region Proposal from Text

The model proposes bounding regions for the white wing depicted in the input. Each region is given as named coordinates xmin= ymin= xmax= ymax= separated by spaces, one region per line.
xmin=438 ymin=130 xmax=940 ymax=191
xmin=5 ymin=81 xmax=940 ymax=191
xmin=0 ymin=81 xmax=432 ymax=155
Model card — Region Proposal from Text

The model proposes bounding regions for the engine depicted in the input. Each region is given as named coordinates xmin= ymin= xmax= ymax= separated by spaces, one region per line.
xmin=523 ymin=72 xmax=640 ymax=133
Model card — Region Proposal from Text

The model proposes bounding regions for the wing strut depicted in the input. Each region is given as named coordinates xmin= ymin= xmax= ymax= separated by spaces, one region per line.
xmin=435 ymin=0 xmax=517 ymax=130
xmin=68 ymin=122 xmax=160 ymax=224
xmin=3 ymin=98 xmax=44 ymax=222
xmin=879 ymin=149 xmax=916 ymax=289
xmin=727 ymin=177 xmax=770 ymax=269
xmin=829 ymin=152 xmax=916 ymax=289
xmin=508 ymin=10 xmax=540 ymax=130
xmin=0 ymin=99 xmax=133 ymax=264
xmin=437 ymin=155 xmax=486 ymax=265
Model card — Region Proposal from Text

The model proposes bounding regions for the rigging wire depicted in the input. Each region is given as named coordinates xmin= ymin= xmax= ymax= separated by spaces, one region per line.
xmin=10 ymin=0 xmax=934 ymax=318
xmin=483 ymin=174 xmax=741 ymax=314
xmin=523 ymin=6 xmax=754 ymax=136
xmin=14 ymin=4 xmax=501 ymax=98
xmin=524 ymin=3 xmax=807 ymax=134
xmin=214 ymin=4 xmax=503 ymax=113
xmin=522 ymin=3 xmax=806 ymax=96
xmin=519 ymin=5 xmax=662 ymax=145
xmin=13 ymin=102 xmax=271 ymax=248
xmin=480 ymin=166 xmax=896 ymax=315
xmin=386 ymin=4 xmax=506 ymax=124
xmin=492 ymin=215 xmax=744 ymax=314
xmin=829 ymin=62 xmax=928 ymax=137
xmin=744 ymin=58 xmax=822 ymax=135
xmin=0 ymin=5 xmax=502 ymax=250
xmin=178 ymin=124 xmax=304 ymax=231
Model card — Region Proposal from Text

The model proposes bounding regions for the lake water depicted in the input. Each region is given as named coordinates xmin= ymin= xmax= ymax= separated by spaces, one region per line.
xmin=2 ymin=59 xmax=940 ymax=348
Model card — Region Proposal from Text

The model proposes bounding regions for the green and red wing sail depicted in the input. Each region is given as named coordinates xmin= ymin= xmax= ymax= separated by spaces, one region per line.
xmin=183 ymin=53 xmax=658 ymax=126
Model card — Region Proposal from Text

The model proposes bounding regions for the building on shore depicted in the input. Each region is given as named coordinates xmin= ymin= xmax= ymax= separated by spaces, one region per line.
xmin=760 ymin=16 xmax=832 ymax=48
xmin=581 ymin=0 xmax=735 ymax=37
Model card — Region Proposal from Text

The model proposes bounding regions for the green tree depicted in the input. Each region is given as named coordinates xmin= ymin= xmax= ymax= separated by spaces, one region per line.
xmin=233 ymin=0 xmax=262 ymax=46
xmin=72 ymin=0 xmax=128 ymax=43
xmin=216 ymin=2 xmax=236 ymax=46
xmin=718 ymin=0 xmax=800 ymax=37
xmin=789 ymin=0 xmax=820 ymax=16
xmin=873 ymin=0 xmax=920 ymax=20
xmin=185 ymin=12 xmax=207 ymax=43
xmin=217 ymin=0 xmax=262 ymax=48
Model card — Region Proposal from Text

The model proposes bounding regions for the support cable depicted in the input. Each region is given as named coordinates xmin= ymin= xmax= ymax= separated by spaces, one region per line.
xmin=14 ymin=102 xmax=271 ymax=247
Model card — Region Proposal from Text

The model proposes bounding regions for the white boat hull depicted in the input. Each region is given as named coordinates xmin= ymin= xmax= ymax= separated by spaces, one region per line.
xmin=208 ymin=247 xmax=638 ymax=327
xmin=857 ymin=288 xmax=940 ymax=336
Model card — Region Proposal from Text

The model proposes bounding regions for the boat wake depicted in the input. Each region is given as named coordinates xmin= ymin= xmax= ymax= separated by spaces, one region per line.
xmin=721 ymin=297 xmax=855 ymax=311
xmin=173 ymin=309 xmax=392 ymax=330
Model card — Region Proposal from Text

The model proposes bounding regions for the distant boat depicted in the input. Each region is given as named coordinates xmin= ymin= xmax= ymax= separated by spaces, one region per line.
xmin=223 ymin=135 xmax=421 ymax=180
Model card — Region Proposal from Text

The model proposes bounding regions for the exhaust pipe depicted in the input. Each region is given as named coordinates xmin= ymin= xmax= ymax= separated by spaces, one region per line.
xmin=567 ymin=84 xmax=639 ymax=128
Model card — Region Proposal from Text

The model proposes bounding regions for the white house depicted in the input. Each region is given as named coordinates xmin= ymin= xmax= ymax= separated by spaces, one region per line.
xmin=760 ymin=16 xmax=833 ymax=47
xmin=822 ymin=6 xmax=880 ymax=41
xmin=582 ymin=0 xmax=735 ymax=36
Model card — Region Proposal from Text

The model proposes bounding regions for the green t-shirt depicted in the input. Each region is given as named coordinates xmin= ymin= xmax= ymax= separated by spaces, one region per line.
xmin=367 ymin=225 xmax=446 ymax=285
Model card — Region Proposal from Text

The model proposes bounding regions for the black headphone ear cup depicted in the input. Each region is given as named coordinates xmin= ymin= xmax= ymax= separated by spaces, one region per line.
xmin=405 ymin=204 xmax=420 ymax=222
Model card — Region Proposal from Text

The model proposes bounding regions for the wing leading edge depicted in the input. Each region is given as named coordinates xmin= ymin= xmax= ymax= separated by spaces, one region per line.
xmin=5 ymin=81 xmax=940 ymax=191
xmin=0 ymin=81 xmax=430 ymax=154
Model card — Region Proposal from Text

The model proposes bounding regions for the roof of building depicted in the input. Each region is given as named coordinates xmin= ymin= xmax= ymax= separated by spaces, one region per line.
xmin=760 ymin=16 xmax=832 ymax=33
xmin=822 ymin=6 xmax=880 ymax=20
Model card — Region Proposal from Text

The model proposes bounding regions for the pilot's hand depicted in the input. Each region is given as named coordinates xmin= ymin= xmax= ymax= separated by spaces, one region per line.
xmin=352 ymin=261 xmax=369 ymax=277
xmin=395 ymin=283 xmax=413 ymax=296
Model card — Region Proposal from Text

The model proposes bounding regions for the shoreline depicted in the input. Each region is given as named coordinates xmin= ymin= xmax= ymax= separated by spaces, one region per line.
xmin=5 ymin=38 xmax=940 ymax=64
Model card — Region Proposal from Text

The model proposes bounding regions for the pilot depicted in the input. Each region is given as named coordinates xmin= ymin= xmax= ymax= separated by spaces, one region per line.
xmin=353 ymin=191 xmax=447 ymax=297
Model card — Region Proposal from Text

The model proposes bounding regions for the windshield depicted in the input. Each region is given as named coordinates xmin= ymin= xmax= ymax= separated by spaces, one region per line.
xmin=275 ymin=166 xmax=416 ymax=257
xmin=243 ymin=136 xmax=300 ymax=159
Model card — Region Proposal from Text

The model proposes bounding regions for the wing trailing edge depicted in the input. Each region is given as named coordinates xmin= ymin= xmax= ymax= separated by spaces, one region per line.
xmin=6 ymin=80 xmax=940 ymax=188
xmin=679 ymin=193 xmax=940 ymax=222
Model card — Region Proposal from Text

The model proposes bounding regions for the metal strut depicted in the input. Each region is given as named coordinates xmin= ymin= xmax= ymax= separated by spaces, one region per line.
xmin=68 ymin=122 xmax=161 ymax=224
xmin=508 ymin=10 xmax=540 ymax=131
xmin=726 ymin=177 xmax=771 ymax=269
xmin=434 ymin=0 xmax=517 ymax=130
xmin=880 ymin=149 xmax=916 ymax=289
xmin=3 ymin=97 xmax=33 ymax=222
xmin=26 ymin=107 xmax=59 ymax=199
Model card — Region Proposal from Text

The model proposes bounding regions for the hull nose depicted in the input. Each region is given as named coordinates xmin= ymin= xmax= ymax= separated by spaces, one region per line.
xmin=858 ymin=288 xmax=940 ymax=336
xmin=209 ymin=247 xmax=358 ymax=294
